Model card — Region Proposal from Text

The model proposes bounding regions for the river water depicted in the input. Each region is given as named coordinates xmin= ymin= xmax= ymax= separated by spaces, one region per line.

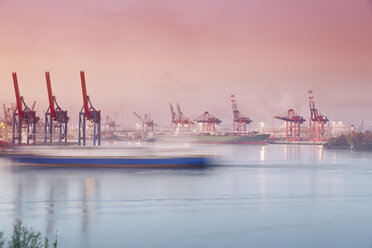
xmin=1 ymin=144 xmax=372 ymax=248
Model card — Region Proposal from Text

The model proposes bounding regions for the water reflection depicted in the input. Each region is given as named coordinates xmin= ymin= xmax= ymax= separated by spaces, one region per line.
xmin=283 ymin=145 xmax=301 ymax=161
xmin=10 ymin=169 xmax=99 ymax=242
xmin=259 ymin=168 xmax=266 ymax=210
xmin=81 ymin=178 xmax=97 ymax=234
xmin=46 ymin=182 xmax=55 ymax=237
xmin=260 ymin=146 xmax=267 ymax=161
xmin=309 ymin=145 xmax=324 ymax=162
xmin=13 ymin=179 xmax=23 ymax=222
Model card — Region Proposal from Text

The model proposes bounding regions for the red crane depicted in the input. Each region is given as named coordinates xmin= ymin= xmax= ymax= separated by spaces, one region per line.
xmin=169 ymin=103 xmax=178 ymax=131
xmin=274 ymin=109 xmax=305 ymax=141
xmin=176 ymin=102 xmax=191 ymax=129
xmin=133 ymin=112 xmax=155 ymax=132
xmin=308 ymin=90 xmax=329 ymax=141
xmin=44 ymin=71 xmax=69 ymax=143
xmin=231 ymin=94 xmax=252 ymax=133
xmin=195 ymin=111 xmax=222 ymax=132
xmin=102 ymin=115 xmax=116 ymax=139
xmin=104 ymin=115 xmax=116 ymax=131
xmin=78 ymin=71 xmax=101 ymax=146
xmin=169 ymin=102 xmax=191 ymax=132
xmin=2 ymin=105 xmax=7 ymax=123
xmin=3 ymin=104 xmax=13 ymax=126
xmin=11 ymin=72 xmax=40 ymax=145
xmin=2 ymin=104 xmax=13 ymax=142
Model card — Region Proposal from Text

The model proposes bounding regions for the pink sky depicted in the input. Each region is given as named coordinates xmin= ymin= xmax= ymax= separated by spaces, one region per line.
xmin=1 ymin=0 xmax=372 ymax=128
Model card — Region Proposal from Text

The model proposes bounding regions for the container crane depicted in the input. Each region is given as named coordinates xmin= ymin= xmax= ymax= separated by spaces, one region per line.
xmin=102 ymin=115 xmax=116 ymax=139
xmin=104 ymin=115 xmax=116 ymax=132
xmin=11 ymin=72 xmax=40 ymax=145
xmin=2 ymin=105 xmax=7 ymax=123
xmin=3 ymin=104 xmax=12 ymax=126
xmin=31 ymin=100 xmax=36 ymax=111
xmin=169 ymin=103 xmax=178 ymax=131
xmin=169 ymin=102 xmax=190 ymax=132
xmin=44 ymin=71 xmax=69 ymax=144
xmin=176 ymin=102 xmax=191 ymax=131
xmin=231 ymin=94 xmax=252 ymax=133
xmin=133 ymin=112 xmax=155 ymax=132
xmin=274 ymin=109 xmax=305 ymax=141
xmin=2 ymin=104 xmax=14 ymax=142
xmin=2 ymin=104 xmax=12 ymax=142
xmin=308 ymin=90 xmax=329 ymax=141
xmin=195 ymin=111 xmax=222 ymax=132
xmin=78 ymin=71 xmax=101 ymax=146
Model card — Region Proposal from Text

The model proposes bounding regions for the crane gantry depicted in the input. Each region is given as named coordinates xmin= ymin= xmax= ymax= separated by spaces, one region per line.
xmin=3 ymin=104 xmax=13 ymax=126
xmin=78 ymin=71 xmax=101 ymax=146
xmin=231 ymin=94 xmax=252 ymax=133
xmin=274 ymin=109 xmax=305 ymax=141
xmin=195 ymin=111 xmax=222 ymax=132
xmin=133 ymin=112 xmax=155 ymax=133
xmin=308 ymin=90 xmax=329 ymax=141
xmin=169 ymin=102 xmax=191 ymax=132
xmin=11 ymin=72 xmax=40 ymax=145
xmin=44 ymin=71 xmax=69 ymax=144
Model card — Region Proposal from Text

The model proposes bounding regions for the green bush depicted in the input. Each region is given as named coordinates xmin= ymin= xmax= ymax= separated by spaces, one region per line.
xmin=0 ymin=232 xmax=5 ymax=248
xmin=0 ymin=220 xmax=57 ymax=248
xmin=326 ymin=134 xmax=350 ymax=147
xmin=350 ymin=131 xmax=372 ymax=151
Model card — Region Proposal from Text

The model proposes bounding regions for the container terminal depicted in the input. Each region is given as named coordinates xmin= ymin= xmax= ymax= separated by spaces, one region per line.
xmin=0 ymin=71 xmax=358 ymax=147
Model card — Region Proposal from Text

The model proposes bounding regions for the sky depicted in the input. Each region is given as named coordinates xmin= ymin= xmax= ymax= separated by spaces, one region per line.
xmin=1 ymin=0 xmax=372 ymax=129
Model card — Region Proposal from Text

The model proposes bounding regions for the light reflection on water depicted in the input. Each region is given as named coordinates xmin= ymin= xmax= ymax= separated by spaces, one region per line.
xmin=1 ymin=144 xmax=372 ymax=248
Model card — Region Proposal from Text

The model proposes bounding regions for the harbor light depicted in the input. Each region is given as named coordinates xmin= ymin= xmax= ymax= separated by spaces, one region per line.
xmin=260 ymin=122 xmax=265 ymax=132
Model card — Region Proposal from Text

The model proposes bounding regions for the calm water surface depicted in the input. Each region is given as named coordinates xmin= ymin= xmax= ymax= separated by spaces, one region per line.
xmin=1 ymin=144 xmax=372 ymax=248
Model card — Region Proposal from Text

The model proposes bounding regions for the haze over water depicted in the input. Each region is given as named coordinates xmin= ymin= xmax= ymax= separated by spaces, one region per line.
xmin=1 ymin=144 xmax=372 ymax=247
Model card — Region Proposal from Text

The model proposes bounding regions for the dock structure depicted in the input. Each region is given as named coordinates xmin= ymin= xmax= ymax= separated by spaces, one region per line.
xmin=2 ymin=72 xmax=341 ymax=146
xmin=269 ymin=140 xmax=326 ymax=145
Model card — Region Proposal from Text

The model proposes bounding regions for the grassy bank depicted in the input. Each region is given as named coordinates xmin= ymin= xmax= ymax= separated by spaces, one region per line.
xmin=325 ymin=131 xmax=372 ymax=151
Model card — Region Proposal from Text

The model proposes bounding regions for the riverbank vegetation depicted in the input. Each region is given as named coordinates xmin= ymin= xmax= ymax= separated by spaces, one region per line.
xmin=0 ymin=220 xmax=57 ymax=248
xmin=325 ymin=131 xmax=372 ymax=151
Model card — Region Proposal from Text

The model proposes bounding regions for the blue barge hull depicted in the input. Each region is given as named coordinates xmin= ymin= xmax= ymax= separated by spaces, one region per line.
xmin=10 ymin=154 xmax=210 ymax=168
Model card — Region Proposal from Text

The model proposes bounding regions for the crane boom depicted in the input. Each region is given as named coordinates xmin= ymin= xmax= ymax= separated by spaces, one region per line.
xmin=3 ymin=104 xmax=7 ymax=123
xmin=274 ymin=109 xmax=305 ymax=123
xmin=231 ymin=94 xmax=240 ymax=121
xmin=133 ymin=112 xmax=144 ymax=123
xmin=80 ymin=71 xmax=90 ymax=118
xmin=45 ymin=72 xmax=55 ymax=117
xmin=12 ymin=72 xmax=23 ymax=118
xmin=176 ymin=102 xmax=181 ymax=116
xmin=308 ymin=90 xmax=315 ymax=108
xmin=308 ymin=90 xmax=316 ymax=120
xmin=169 ymin=103 xmax=176 ymax=122
xmin=31 ymin=100 xmax=36 ymax=111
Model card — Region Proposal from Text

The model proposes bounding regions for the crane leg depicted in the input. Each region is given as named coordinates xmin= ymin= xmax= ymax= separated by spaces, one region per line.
xmin=26 ymin=115 xmax=30 ymax=145
xmin=64 ymin=117 xmax=68 ymax=143
xmin=83 ymin=114 xmax=86 ymax=146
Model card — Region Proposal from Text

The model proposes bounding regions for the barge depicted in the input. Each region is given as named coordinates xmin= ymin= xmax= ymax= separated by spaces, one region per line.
xmin=3 ymin=146 xmax=211 ymax=168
